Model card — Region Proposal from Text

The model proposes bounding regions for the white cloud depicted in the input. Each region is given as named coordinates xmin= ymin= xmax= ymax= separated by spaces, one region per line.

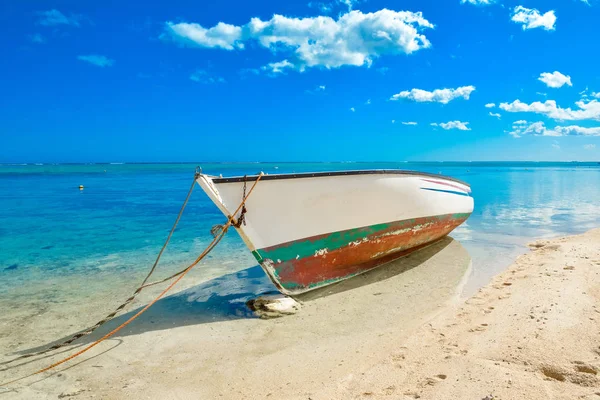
xmin=511 ymin=6 xmax=556 ymax=31
xmin=261 ymin=59 xmax=295 ymax=74
xmin=308 ymin=0 xmax=359 ymax=13
xmin=365 ymin=99 xmax=371 ymax=105
xmin=489 ymin=112 xmax=501 ymax=119
xmin=339 ymin=0 xmax=360 ymax=11
xmin=163 ymin=22 xmax=244 ymax=50
xmin=552 ymin=142 xmax=561 ymax=149
xmin=592 ymin=92 xmax=600 ymax=99
xmin=461 ymin=0 xmax=495 ymax=5
xmin=77 ymin=55 xmax=115 ymax=67
xmin=350 ymin=107 xmax=355 ymax=112
xmin=402 ymin=121 xmax=418 ymax=125
xmin=499 ymin=99 xmax=600 ymax=121
xmin=536 ymin=92 xmax=548 ymax=97
xmin=513 ymin=120 xmax=528 ymax=125
xmin=308 ymin=2 xmax=334 ymax=14
xmin=162 ymin=10 xmax=434 ymax=71
xmin=305 ymin=85 xmax=327 ymax=94
xmin=190 ymin=69 xmax=225 ymax=84
xmin=508 ymin=121 xmax=600 ymax=138
xmin=390 ymin=85 xmax=475 ymax=104
xmin=432 ymin=121 xmax=471 ymax=131
xmin=391 ymin=119 xmax=396 ymax=124
xmin=37 ymin=9 xmax=82 ymax=27
xmin=485 ymin=103 xmax=495 ymax=108
xmin=584 ymin=144 xmax=596 ymax=150
xmin=538 ymin=71 xmax=572 ymax=88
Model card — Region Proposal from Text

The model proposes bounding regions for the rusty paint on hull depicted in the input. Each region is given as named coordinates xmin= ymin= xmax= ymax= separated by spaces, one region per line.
xmin=252 ymin=213 xmax=471 ymax=294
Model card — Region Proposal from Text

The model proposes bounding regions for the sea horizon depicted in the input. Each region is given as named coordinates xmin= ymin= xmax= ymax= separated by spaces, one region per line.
xmin=1 ymin=160 xmax=599 ymax=165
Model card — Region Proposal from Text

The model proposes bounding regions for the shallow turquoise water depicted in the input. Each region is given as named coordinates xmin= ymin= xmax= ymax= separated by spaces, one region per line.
xmin=2 ymin=162 xmax=600 ymax=296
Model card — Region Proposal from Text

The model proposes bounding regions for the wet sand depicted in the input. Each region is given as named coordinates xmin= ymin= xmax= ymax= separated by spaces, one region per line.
xmin=2 ymin=230 xmax=600 ymax=399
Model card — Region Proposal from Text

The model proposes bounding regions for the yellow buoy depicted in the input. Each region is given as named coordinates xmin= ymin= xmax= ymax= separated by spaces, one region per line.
xmin=79 ymin=185 xmax=84 ymax=190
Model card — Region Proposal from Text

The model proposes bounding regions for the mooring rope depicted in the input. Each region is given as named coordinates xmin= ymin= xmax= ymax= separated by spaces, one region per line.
xmin=0 ymin=172 xmax=262 ymax=388
xmin=1 ymin=171 xmax=201 ymax=368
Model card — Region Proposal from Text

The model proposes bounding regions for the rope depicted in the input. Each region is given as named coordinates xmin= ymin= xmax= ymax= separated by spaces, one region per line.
xmin=0 ymin=172 xmax=262 ymax=388
xmin=1 ymin=172 xmax=201 ymax=367
xmin=232 ymin=175 xmax=248 ymax=228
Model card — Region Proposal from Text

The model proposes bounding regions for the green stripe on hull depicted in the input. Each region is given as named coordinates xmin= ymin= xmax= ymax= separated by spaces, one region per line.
xmin=253 ymin=212 xmax=471 ymax=264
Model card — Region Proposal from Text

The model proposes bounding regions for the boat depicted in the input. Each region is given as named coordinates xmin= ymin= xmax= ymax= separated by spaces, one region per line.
xmin=197 ymin=169 xmax=473 ymax=295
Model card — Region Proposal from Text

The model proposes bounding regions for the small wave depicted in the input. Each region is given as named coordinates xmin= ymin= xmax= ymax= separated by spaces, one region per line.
xmin=110 ymin=162 xmax=125 ymax=165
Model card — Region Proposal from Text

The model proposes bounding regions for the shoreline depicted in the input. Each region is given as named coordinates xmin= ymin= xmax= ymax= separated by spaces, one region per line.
xmin=2 ymin=230 xmax=600 ymax=399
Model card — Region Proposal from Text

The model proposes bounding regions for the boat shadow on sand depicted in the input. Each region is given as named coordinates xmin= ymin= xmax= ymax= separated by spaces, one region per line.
xmin=14 ymin=236 xmax=467 ymax=357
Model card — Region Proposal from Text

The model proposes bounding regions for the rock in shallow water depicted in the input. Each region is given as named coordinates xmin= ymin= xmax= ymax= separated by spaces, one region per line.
xmin=246 ymin=294 xmax=301 ymax=319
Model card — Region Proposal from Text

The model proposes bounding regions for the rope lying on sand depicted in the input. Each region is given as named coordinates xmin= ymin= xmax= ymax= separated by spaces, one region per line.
xmin=0 ymin=171 xmax=263 ymax=387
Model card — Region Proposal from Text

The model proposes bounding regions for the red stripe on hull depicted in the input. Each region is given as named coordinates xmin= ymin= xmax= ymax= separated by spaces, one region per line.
xmin=421 ymin=178 xmax=471 ymax=193
xmin=260 ymin=213 xmax=469 ymax=294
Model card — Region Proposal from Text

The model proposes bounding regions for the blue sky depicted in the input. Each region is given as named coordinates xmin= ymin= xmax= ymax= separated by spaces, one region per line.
xmin=1 ymin=0 xmax=599 ymax=162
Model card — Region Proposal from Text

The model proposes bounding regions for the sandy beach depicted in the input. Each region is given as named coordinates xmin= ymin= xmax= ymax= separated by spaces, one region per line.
xmin=2 ymin=229 xmax=600 ymax=399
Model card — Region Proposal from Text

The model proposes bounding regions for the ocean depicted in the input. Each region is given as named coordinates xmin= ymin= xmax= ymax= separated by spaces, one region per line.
xmin=2 ymin=162 xmax=600 ymax=302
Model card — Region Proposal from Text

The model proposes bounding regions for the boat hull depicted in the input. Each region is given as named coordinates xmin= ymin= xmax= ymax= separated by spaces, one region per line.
xmin=197 ymin=170 xmax=473 ymax=295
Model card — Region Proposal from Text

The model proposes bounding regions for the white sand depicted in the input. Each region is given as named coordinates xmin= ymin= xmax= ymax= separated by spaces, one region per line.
xmin=2 ymin=230 xmax=600 ymax=399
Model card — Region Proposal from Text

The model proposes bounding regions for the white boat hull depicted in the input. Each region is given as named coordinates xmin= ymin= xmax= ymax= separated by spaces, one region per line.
xmin=197 ymin=170 xmax=473 ymax=295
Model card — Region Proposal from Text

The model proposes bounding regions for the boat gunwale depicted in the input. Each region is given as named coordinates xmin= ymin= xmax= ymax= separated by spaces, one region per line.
xmin=208 ymin=169 xmax=471 ymax=187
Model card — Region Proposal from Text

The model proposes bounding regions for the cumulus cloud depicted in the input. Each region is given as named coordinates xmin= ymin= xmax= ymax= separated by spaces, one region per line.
xmin=190 ymin=69 xmax=225 ymax=84
xmin=489 ymin=112 xmax=501 ymax=119
xmin=37 ymin=9 xmax=82 ymax=27
xmin=162 ymin=10 xmax=434 ymax=72
xmin=261 ymin=59 xmax=295 ymax=75
xmin=511 ymin=6 xmax=556 ymax=31
xmin=162 ymin=22 xmax=244 ymax=50
xmin=77 ymin=55 xmax=114 ymax=67
xmin=485 ymin=103 xmax=495 ymax=108
xmin=390 ymin=86 xmax=475 ymax=104
xmin=538 ymin=71 xmax=572 ymax=88
xmin=431 ymin=121 xmax=471 ymax=130
xmin=499 ymin=99 xmax=600 ymax=121
xmin=508 ymin=121 xmax=600 ymax=138
xmin=461 ymin=0 xmax=495 ymax=5
xmin=350 ymin=107 xmax=355 ymax=112
xmin=592 ymin=92 xmax=600 ymax=99
xmin=402 ymin=121 xmax=418 ymax=125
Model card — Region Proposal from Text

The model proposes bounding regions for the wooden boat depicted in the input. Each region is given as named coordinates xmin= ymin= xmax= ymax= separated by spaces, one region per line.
xmin=197 ymin=170 xmax=473 ymax=295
